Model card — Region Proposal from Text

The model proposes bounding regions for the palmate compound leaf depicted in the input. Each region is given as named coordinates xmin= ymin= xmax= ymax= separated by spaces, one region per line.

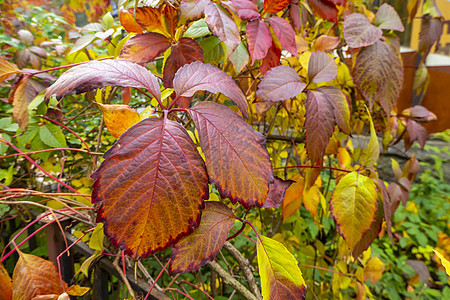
xmin=257 ymin=235 xmax=307 ymax=299
xmin=247 ymin=19 xmax=273 ymax=64
xmin=134 ymin=4 xmax=178 ymax=38
xmin=204 ymin=2 xmax=240 ymax=52
xmin=256 ymin=65 xmax=305 ymax=101
xmin=330 ymin=172 xmax=378 ymax=251
xmin=353 ymin=40 xmax=403 ymax=114
xmin=308 ymin=51 xmax=338 ymax=83
xmin=44 ymin=59 xmax=161 ymax=102
xmin=173 ymin=61 xmax=248 ymax=119
xmin=374 ymin=4 xmax=404 ymax=32
xmin=119 ymin=32 xmax=172 ymax=64
xmin=91 ymin=117 xmax=209 ymax=259
xmin=343 ymin=13 xmax=382 ymax=48
xmin=12 ymin=251 xmax=68 ymax=299
xmin=170 ymin=201 xmax=236 ymax=274
xmin=188 ymin=102 xmax=273 ymax=208
xmin=305 ymin=87 xmax=350 ymax=164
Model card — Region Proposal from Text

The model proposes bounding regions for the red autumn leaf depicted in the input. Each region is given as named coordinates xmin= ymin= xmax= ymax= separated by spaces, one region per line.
xmin=308 ymin=51 xmax=338 ymax=83
xmin=257 ymin=65 xmax=305 ymax=102
xmin=343 ymin=13 xmax=382 ymax=48
xmin=229 ymin=0 xmax=260 ymax=20
xmin=122 ymin=86 xmax=131 ymax=105
xmin=246 ymin=19 xmax=273 ymax=63
xmin=263 ymin=177 xmax=294 ymax=208
xmin=305 ymin=89 xmax=336 ymax=163
xmin=315 ymin=86 xmax=350 ymax=133
xmin=135 ymin=4 xmax=178 ymax=38
xmin=260 ymin=42 xmax=281 ymax=75
xmin=352 ymin=199 xmax=383 ymax=257
xmin=119 ymin=32 xmax=171 ymax=64
xmin=374 ymin=178 xmax=393 ymax=242
xmin=314 ymin=35 xmax=340 ymax=52
xmin=406 ymin=119 xmax=428 ymax=149
xmin=263 ymin=0 xmax=291 ymax=15
xmin=268 ymin=16 xmax=297 ymax=56
xmin=374 ymin=4 xmax=404 ymax=32
xmin=205 ymin=2 xmax=240 ymax=51
xmin=91 ymin=117 xmax=208 ymax=259
xmin=188 ymin=102 xmax=273 ymax=208
xmin=353 ymin=41 xmax=403 ymax=114
xmin=173 ymin=61 xmax=248 ymax=119
xmin=307 ymin=0 xmax=345 ymax=24
xmin=12 ymin=251 xmax=68 ymax=299
xmin=289 ymin=1 xmax=307 ymax=31
xmin=45 ymin=59 xmax=161 ymax=102
xmin=419 ymin=16 xmax=443 ymax=60
xmin=170 ymin=201 xmax=236 ymax=274
xmin=119 ymin=8 xmax=143 ymax=33
xmin=180 ymin=0 xmax=210 ymax=22
xmin=163 ymin=37 xmax=204 ymax=88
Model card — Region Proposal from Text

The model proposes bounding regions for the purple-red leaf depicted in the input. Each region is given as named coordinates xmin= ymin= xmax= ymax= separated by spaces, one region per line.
xmin=91 ymin=117 xmax=208 ymax=259
xmin=353 ymin=41 xmax=403 ymax=114
xmin=315 ymin=86 xmax=350 ymax=133
xmin=247 ymin=19 xmax=273 ymax=63
xmin=308 ymin=51 xmax=338 ymax=83
xmin=268 ymin=16 xmax=298 ymax=56
xmin=257 ymin=65 xmax=305 ymax=101
xmin=419 ymin=16 xmax=443 ymax=59
xmin=263 ymin=0 xmax=291 ymax=15
xmin=343 ymin=13 xmax=382 ymax=48
xmin=163 ymin=38 xmax=204 ymax=88
xmin=406 ymin=119 xmax=428 ymax=148
xmin=307 ymin=0 xmax=345 ymax=24
xmin=173 ymin=61 xmax=248 ymax=119
xmin=263 ymin=177 xmax=294 ymax=208
xmin=119 ymin=32 xmax=171 ymax=64
xmin=260 ymin=42 xmax=281 ymax=75
xmin=45 ymin=59 xmax=161 ymax=102
xmin=170 ymin=201 xmax=236 ymax=274
xmin=205 ymin=2 xmax=240 ymax=51
xmin=305 ymin=89 xmax=336 ymax=163
xmin=180 ymin=0 xmax=210 ymax=22
xmin=374 ymin=178 xmax=393 ymax=242
xmin=374 ymin=4 xmax=405 ymax=32
xmin=188 ymin=102 xmax=273 ymax=208
xmin=230 ymin=0 xmax=260 ymax=20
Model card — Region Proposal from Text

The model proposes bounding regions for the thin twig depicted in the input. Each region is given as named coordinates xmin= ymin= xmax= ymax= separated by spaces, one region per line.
xmin=113 ymin=251 xmax=136 ymax=299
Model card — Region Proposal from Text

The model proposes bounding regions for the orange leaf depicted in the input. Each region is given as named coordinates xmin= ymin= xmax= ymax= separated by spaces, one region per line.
xmin=0 ymin=58 xmax=19 ymax=84
xmin=263 ymin=0 xmax=291 ymax=15
xmin=119 ymin=8 xmax=143 ymax=34
xmin=135 ymin=5 xmax=178 ymax=38
xmin=119 ymin=32 xmax=171 ymax=65
xmin=97 ymin=103 xmax=141 ymax=138
xmin=91 ymin=117 xmax=209 ymax=259
xmin=12 ymin=251 xmax=68 ymax=300
xmin=282 ymin=174 xmax=304 ymax=221
xmin=170 ymin=202 xmax=236 ymax=274
xmin=0 ymin=263 xmax=12 ymax=300
xmin=11 ymin=77 xmax=30 ymax=131
xmin=303 ymin=185 xmax=321 ymax=216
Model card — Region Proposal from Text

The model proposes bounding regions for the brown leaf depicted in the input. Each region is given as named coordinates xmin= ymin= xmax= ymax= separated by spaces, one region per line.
xmin=119 ymin=32 xmax=171 ymax=64
xmin=12 ymin=251 xmax=68 ymax=300
xmin=170 ymin=202 xmax=236 ymax=274
xmin=0 ymin=263 xmax=12 ymax=300
xmin=91 ymin=117 xmax=208 ymax=259
xmin=163 ymin=38 xmax=204 ymax=88
xmin=0 ymin=58 xmax=19 ymax=84
xmin=314 ymin=35 xmax=340 ymax=52
xmin=188 ymin=102 xmax=273 ymax=208
xmin=97 ymin=103 xmax=141 ymax=138
xmin=406 ymin=119 xmax=428 ymax=149
xmin=11 ymin=77 xmax=30 ymax=131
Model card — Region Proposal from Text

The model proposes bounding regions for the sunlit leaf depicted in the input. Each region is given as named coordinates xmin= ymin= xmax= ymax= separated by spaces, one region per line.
xmin=12 ymin=251 xmax=68 ymax=299
xmin=268 ymin=16 xmax=297 ymax=56
xmin=353 ymin=41 xmax=403 ymax=114
xmin=308 ymin=51 xmax=337 ymax=83
xmin=45 ymin=59 xmax=161 ymax=102
xmin=257 ymin=235 xmax=307 ymax=299
xmin=88 ymin=223 xmax=104 ymax=251
xmin=314 ymin=35 xmax=340 ymax=52
xmin=170 ymin=202 xmax=236 ymax=274
xmin=330 ymin=172 xmax=378 ymax=251
xmin=91 ymin=117 xmax=209 ymax=259
xmin=180 ymin=0 xmax=210 ymax=22
xmin=343 ymin=13 xmax=382 ymax=48
xmin=263 ymin=177 xmax=294 ymax=208
xmin=163 ymin=37 xmax=204 ymax=88
xmin=205 ymin=2 xmax=240 ymax=52
xmin=374 ymin=4 xmax=404 ymax=32
xmin=263 ymin=0 xmax=291 ymax=15
xmin=247 ymin=19 xmax=273 ymax=63
xmin=260 ymin=42 xmax=282 ymax=75
xmin=97 ymin=103 xmax=141 ymax=138
xmin=0 ymin=263 xmax=12 ymax=300
xmin=364 ymin=257 xmax=385 ymax=284
xmin=135 ymin=4 xmax=178 ymax=38
xmin=119 ymin=8 xmax=143 ymax=33
xmin=434 ymin=250 xmax=450 ymax=276
xmin=257 ymin=65 xmax=305 ymax=101
xmin=0 ymin=58 xmax=19 ymax=84
xmin=174 ymin=61 xmax=248 ymax=119
xmin=67 ymin=285 xmax=90 ymax=296
xmin=119 ymin=32 xmax=171 ymax=64
xmin=188 ymin=102 xmax=273 ymax=208
xmin=303 ymin=185 xmax=321 ymax=216
xmin=230 ymin=0 xmax=260 ymax=20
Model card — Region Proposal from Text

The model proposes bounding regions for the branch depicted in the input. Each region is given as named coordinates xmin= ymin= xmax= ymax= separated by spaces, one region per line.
xmin=223 ymin=241 xmax=262 ymax=300
xmin=113 ymin=252 xmax=135 ymax=299
xmin=207 ymin=261 xmax=258 ymax=300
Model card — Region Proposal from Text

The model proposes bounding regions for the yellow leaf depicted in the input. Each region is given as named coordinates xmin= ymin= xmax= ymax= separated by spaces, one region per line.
xmin=88 ymin=223 xmax=104 ymax=251
xmin=97 ymin=103 xmax=141 ymax=138
xmin=364 ymin=257 xmax=385 ymax=284
xmin=303 ymin=185 xmax=321 ymax=216
xmin=434 ymin=249 xmax=450 ymax=276
xmin=67 ymin=285 xmax=90 ymax=296
xmin=0 ymin=58 xmax=19 ymax=84
xmin=282 ymin=174 xmax=304 ymax=221
xmin=363 ymin=107 xmax=379 ymax=166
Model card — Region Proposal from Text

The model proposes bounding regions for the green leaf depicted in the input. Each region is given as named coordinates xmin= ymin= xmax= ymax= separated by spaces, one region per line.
xmin=257 ymin=235 xmax=306 ymax=299
xmin=69 ymin=34 xmax=96 ymax=54
xmin=330 ymin=172 xmax=378 ymax=251
xmin=199 ymin=36 xmax=224 ymax=65
xmin=363 ymin=107 xmax=380 ymax=166
xmin=183 ymin=19 xmax=211 ymax=38
xmin=88 ymin=223 xmax=104 ymax=251
xmin=102 ymin=12 xmax=115 ymax=30
xmin=39 ymin=123 xmax=67 ymax=148
xmin=0 ymin=133 xmax=10 ymax=155
xmin=229 ymin=42 xmax=250 ymax=74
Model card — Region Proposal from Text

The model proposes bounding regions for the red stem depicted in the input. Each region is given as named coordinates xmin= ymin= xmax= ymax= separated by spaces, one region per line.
xmin=136 ymin=88 xmax=165 ymax=111
xmin=0 ymin=147 xmax=102 ymax=159
xmin=144 ymin=259 xmax=171 ymax=300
